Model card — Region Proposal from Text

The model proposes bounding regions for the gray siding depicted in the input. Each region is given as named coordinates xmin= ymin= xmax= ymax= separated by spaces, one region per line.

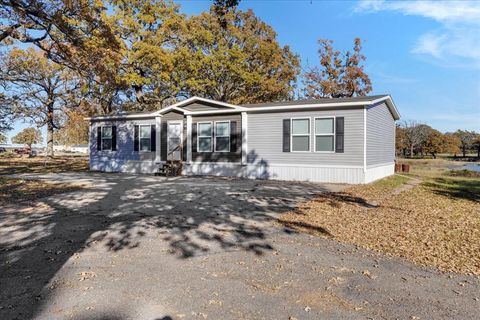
xmin=366 ymin=102 xmax=395 ymax=167
xmin=247 ymin=108 xmax=364 ymax=167
xmin=161 ymin=110 xmax=185 ymax=161
xmin=191 ymin=113 xmax=242 ymax=162
xmin=183 ymin=101 xmax=230 ymax=112
xmin=89 ymin=118 xmax=156 ymax=171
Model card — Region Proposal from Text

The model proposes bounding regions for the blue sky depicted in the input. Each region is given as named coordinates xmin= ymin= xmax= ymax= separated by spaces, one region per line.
xmin=6 ymin=0 xmax=480 ymax=144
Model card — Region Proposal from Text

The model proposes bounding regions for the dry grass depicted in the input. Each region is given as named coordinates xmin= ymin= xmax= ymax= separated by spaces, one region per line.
xmin=0 ymin=177 xmax=83 ymax=203
xmin=279 ymin=159 xmax=480 ymax=275
xmin=0 ymin=156 xmax=88 ymax=175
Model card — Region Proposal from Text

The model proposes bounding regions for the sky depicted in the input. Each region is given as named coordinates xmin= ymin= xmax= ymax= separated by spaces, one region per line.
xmin=5 ymin=0 xmax=480 ymax=144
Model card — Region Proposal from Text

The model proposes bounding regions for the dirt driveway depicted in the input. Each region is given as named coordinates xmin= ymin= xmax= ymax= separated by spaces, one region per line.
xmin=1 ymin=173 xmax=478 ymax=320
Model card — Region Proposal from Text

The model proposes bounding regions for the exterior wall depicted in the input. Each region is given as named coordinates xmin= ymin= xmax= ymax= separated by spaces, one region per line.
xmin=160 ymin=110 xmax=185 ymax=161
xmin=191 ymin=113 xmax=242 ymax=163
xmin=364 ymin=163 xmax=395 ymax=184
xmin=89 ymin=118 xmax=156 ymax=173
xmin=366 ymin=102 xmax=395 ymax=167
xmin=246 ymin=108 xmax=364 ymax=167
xmin=182 ymin=101 xmax=230 ymax=112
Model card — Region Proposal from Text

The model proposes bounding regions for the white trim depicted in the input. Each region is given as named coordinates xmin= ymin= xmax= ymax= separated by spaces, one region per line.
xmin=313 ymin=116 xmax=335 ymax=153
xmin=290 ymin=117 xmax=311 ymax=152
xmin=197 ymin=121 xmax=213 ymax=153
xmin=363 ymin=108 xmax=367 ymax=173
xmin=241 ymin=112 xmax=247 ymax=165
xmin=167 ymin=120 xmax=183 ymax=160
xmin=214 ymin=120 xmax=231 ymax=153
xmin=155 ymin=117 xmax=161 ymax=163
xmin=186 ymin=115 xmax=192 ymax=164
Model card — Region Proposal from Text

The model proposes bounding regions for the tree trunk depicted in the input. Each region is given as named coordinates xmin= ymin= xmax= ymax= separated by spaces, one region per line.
xmin=410 ymin=145 xmax=414 ymax=158
xmin=46 ymin=103 xmax=54 ymax=157
xmin=462 ymin=146 xmax=466 ymax=158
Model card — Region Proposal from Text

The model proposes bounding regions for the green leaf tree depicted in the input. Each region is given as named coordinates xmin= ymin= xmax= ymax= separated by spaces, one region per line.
xmin=12 ymin=128 xmax=42 ymax=148
xmin=179 ymin=7 xmax=300 ymax=104
xmin=0 ymin=132 xmax=7 ymax=144
xmin=303 ymin=38 xmax=372 ymax=98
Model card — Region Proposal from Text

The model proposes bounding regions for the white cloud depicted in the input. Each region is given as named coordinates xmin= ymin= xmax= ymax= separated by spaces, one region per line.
xmin=357 ymin=1 xmax=480 ymax=67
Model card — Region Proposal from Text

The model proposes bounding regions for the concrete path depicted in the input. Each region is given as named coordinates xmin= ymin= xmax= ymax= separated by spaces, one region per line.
xmin=1 ymin=173 xmax=478 ymax=320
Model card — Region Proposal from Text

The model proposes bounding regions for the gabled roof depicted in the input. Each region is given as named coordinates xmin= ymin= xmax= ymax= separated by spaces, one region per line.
xmin=152 ymin=96 xmax=247 ymax=115
xmin=241 ymin=95 xmax=400 ymax=120
xmin=85 ymin=94 xmax=400 ymax=120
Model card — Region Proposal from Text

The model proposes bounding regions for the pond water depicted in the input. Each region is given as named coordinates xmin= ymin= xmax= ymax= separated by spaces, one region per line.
xmin=451 ymin=163 xmax=480 ymax=172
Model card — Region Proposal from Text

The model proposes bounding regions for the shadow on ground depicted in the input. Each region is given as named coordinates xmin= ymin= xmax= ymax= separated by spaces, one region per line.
xmin=0 ymin=173 xmax=334 ymax=319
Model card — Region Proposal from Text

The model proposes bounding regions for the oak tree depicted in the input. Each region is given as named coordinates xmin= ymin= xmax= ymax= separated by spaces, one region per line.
xmin=1 ymin=47 xmax=81 ymax=157
xmin=303 ymin=38 xmax=372 ymax=99
xmin=11 ymin=127 xmax=42 ymax=148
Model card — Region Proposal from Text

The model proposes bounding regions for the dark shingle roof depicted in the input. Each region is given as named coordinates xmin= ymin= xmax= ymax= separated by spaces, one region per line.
xmin=241 ymin=95 xmax=389 ymax=108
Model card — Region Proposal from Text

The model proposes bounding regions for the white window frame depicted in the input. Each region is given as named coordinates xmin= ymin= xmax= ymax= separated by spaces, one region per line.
xmin=167 ymin=120 xmax=183 ymax=158
xmin=290 ymin=117 xmax=311 ymax=152
xmin=139 ymin=124 xmax=152 ymax=152
xmin=101 ymin=125 xmax=113 ymax=151
xmin=314 ymin=116 xmax=336 ymax=153
xmin=214 ymin=120 xmax=231 ymax=153
xmin=197 ymin=121 xmax=213 ymax=153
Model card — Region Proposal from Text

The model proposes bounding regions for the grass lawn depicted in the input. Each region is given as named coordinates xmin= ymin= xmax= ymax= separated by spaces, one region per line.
xmin=279 ymin=159 xmax=480 ymax=275
xmin=0 ymin=155 xmax=89 ymax=175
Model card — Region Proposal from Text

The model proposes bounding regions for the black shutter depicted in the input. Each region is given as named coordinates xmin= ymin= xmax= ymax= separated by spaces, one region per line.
xmin=282 ymin=119 xmax=291 ymax=152
xmin=150 ymin=125 xmax=156 ymax=152
xmin=134 ymin=125 xmax=139 ymax=152
xmin=97 ymin=126 xmax=102 ymax=151
xmin=335 ymin=117 xmax=344 ymax=153
xmin=230 ymin=121 xmax=237 ymax=153
xmin=111 ymin=126 xmax=117 ymax=151
xmin=192 ymin=122 xmax=197 ymax=152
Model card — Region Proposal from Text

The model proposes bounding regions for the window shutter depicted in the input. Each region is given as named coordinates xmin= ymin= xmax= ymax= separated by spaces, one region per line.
xmin=134 ymin=125 xmax=139 ymax=152
xmin=150 ymin=125 xmax=156 ymax=152
xmin=230 ymin=121 xmax=237 ymax=153
xmin=112 ymin=126 xmax=117 ymax=151
xmin=192 ymin=122 xmax=197 ymax=152
xmin=282 ymin=119 xmax=291 ymax=152
xmin=335 ymin=117 xmax=344 ymax=153
xmin=97 ymin=126 xmax=102 ymax=151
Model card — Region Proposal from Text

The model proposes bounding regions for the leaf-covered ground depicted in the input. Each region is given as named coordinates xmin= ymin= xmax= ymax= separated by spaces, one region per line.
xmin=279 ymin=162 xmax=480 ymax=275
xmin=0 ymin=156 xmax=88 ymax=175
xmin=0 ymin=177 xmax=83 ymax=203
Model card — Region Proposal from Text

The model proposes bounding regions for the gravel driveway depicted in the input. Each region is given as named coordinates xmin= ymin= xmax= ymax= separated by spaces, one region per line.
xmin=1 ymin=173 xmax=478 ymax=320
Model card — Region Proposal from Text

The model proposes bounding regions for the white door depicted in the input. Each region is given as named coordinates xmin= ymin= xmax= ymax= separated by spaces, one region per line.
xmin=167 ymin=121 xmax=183 ymax=161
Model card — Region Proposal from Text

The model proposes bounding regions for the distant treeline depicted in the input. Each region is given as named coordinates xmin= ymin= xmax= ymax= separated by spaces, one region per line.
xmin=396 ymin=121 xmax=479 ymax=159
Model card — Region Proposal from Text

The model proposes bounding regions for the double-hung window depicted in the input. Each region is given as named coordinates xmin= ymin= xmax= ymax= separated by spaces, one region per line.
xmin=214 ymin=121 xmax=230 ymax=152
xmin=315 ymin=117 xmax=335 ymax=152
xmin=291 ymin=118 xmax=310 ymax=152
xmin=101 ymin=126 xmax=112 ymax=150
xmin=197 ymin=122 xmax=212 ymax=152
xmin=139 ymin=125 xmax=151 ymax=151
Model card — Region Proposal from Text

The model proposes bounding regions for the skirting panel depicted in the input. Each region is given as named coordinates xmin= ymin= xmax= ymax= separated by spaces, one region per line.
xmin=185 ymin=162 xmax=366 ymax=184
xmin=90 ymin=158 xmax=156 ymax=174
xmin=364 ymin=163 xmax=395 ymax=183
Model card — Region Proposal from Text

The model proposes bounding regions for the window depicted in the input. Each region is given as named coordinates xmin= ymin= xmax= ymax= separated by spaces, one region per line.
xmin=315 ymin=117 xmax=335 ymax=152
xmin=197 ymin=122 xmax=212 ymax=152
xmin=215 ymin=121 xmax=230 ymax=152
xmin=291 ymin=118 xmax=310 ymax=152
xmin=101 ymin=126 xmax=112 ymax=150
xmin=139 ymin=125 xmax=151 ymax=151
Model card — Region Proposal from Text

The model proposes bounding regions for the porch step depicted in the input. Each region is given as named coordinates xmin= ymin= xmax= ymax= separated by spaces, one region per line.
xmin=155 ymin=161 xmax=183 ymax=177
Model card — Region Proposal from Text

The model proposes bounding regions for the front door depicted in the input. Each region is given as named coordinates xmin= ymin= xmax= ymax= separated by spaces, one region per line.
xmin=167 ymin=121 xmax=183 ymax=161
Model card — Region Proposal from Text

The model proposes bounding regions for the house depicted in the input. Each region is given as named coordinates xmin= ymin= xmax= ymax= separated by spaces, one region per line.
xmin=54 ymin=144 xmax=89 ymax=154
xmin=86 ymin=95 xmax=400 ymax=184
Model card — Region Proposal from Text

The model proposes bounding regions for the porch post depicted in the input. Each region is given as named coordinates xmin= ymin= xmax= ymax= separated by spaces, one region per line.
xmin=241 ymin=112 xmax=248 ymax=165
xmin=155 ymin=116 xmax=161 ymax=163
xmin=186 ymin=115 xmax=192 ymax=164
